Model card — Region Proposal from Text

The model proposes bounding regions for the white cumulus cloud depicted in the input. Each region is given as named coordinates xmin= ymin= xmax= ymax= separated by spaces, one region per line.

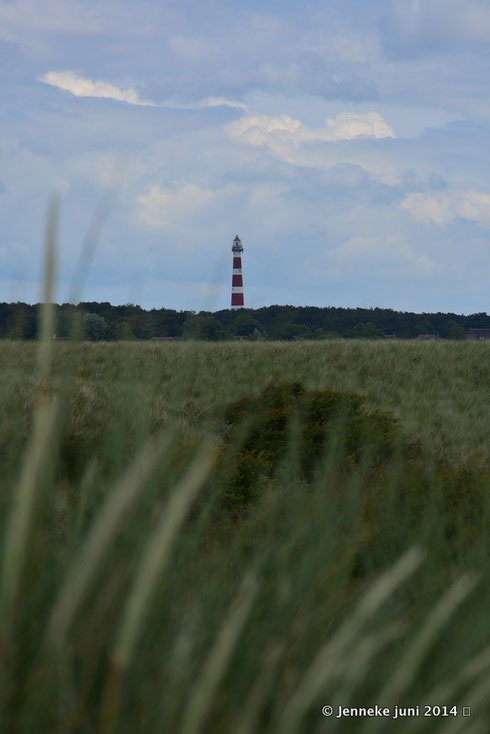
xmin=41 ymin=71 xmax=156 ymax=106
xmin=401 ymin=190 xmax=490 ymax=226
xmin=227 ymin=111 xmax=395 ymax=149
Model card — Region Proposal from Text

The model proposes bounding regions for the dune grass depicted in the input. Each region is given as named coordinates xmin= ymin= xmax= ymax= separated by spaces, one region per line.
xmin=0 ymin=338 xmax=488 ymax=465
xmin=0 ymin=329 xmax=489 ymax=732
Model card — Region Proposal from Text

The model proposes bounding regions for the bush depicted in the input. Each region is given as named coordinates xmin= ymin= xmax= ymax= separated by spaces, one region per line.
xmin=216 ymin=383 xmax=414 ymax=512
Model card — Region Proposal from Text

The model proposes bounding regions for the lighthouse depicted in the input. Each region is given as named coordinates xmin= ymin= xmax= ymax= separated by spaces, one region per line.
xmin=231 ymin=235 xmax=245 ymax=309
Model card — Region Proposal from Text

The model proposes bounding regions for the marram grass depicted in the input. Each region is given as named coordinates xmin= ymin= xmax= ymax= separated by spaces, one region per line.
xmin=0 ymin=336 xmax=488 ymax=733
xmin=0 ymin=229 xmax=489 ymax=731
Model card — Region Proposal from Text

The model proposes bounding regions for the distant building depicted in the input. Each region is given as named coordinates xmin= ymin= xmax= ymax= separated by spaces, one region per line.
xmin=416 ymin=334 xmax=439 ymax=341
xmin=467 ymin=328 xmax=490 ymax=340
xmin=384 ymin=333 xmax=396 ymax=340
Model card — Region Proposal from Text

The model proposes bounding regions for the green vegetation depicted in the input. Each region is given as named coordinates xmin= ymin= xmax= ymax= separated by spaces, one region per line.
xmin=217 ymin=381 xmax=415 ymax=511
xmin=0 ymin=335 xmax=489 ymax=733
xmin=0 ymin=300 xmax=488 ymax=340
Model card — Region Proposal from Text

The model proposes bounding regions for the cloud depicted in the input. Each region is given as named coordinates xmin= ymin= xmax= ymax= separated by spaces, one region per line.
xmin=2 ymin=0 xmax=490 ymax=314
xmin=41 ymin=71 xmax=249 ymax=113
xmin=41 ymin=71 xmax=156 ymax=106
xmin=226 ymin=112 xmax=396 ymax=174
xmin=329 ymin=234 xmax=441 ymax=276
xmin=401 ymin=190 xmax=490 ymax=226
xmin=136 ymin=184 xmax=216 ymax=229
xmin=227 ymin=111 xmax=395 ymax=149
xmin=383 ymin=0 xmax=490 ymax=56
xmin=159 ymin=96 xmax=249 ymax=113
xmin=195 ymin=97 xmax=249 ymax=113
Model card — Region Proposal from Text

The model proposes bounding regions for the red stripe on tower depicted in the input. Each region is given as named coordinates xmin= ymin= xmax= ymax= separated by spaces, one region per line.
xmin=231 ymin=293 xmax=244 ymax=307
xmin=231 ymin=234 xmax=245 ymax=309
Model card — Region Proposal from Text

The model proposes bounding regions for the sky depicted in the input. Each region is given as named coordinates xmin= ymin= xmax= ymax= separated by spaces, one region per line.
xmin=1 ymin=0 xmax=489 ymax=313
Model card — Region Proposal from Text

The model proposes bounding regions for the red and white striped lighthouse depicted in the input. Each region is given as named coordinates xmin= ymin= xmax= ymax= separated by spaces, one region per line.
xmin=231 ymin=235 xmax=245 ymax=309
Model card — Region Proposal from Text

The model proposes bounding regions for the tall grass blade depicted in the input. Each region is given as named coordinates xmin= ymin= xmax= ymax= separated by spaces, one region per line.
xmin=100 ymin=440 xmax=218 ymax=733
xmin=0 ymin=401 xmax=58 ymax=636
xmin=0 ymin=196 xmax=59 ymax=637
xmin=113 ymin=438 xmax=218 ymax=669
xmin=46 ymin=436 xmax=169 ymax=647
xmin=442 ymin=672 xmax=490 ymax=734
xmin=335 ymin=622 xmax=404 ymax=704
xmin=378 ymin=575 xmax=477 ymax=704
xmin=276 ymin=547 xmax=424 ymax=734
xmin=234 ymin=644 xmax=284 ymax=734
xmin=37 ymin=196 xmax=58 ymax=388
xmin=179 ymin=571 xmax=258 ymax=734
xmin=398 ymin=647 xmax=490 ymax=734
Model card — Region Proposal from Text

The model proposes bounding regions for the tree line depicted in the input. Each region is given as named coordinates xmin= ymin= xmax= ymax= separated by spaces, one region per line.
xmin=0 ymin=301 xmax=488 ymax=341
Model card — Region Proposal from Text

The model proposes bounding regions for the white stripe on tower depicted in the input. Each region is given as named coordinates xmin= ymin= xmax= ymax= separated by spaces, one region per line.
xmin=231 ymin=234 xmax=244 ymax=309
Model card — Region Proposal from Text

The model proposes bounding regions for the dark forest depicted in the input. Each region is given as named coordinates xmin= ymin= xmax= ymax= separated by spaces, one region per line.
xmin=1 ymin=301 xmax=488 ymax=340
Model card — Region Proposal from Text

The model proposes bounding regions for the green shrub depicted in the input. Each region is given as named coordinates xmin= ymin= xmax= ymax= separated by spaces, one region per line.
xmin=216 ymin=382 xmax=415 ymax=512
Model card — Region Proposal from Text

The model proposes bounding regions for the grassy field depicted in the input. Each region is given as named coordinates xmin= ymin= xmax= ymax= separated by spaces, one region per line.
xmin=1 ymin=339 xmax=488 ymax=463
xmin=0 ymin=338 xmax=489 ymax=733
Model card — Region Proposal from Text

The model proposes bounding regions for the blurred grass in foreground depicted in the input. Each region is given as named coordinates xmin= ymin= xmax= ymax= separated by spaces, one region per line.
xmin=0 ymin=219 xmax=489 ymax=732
